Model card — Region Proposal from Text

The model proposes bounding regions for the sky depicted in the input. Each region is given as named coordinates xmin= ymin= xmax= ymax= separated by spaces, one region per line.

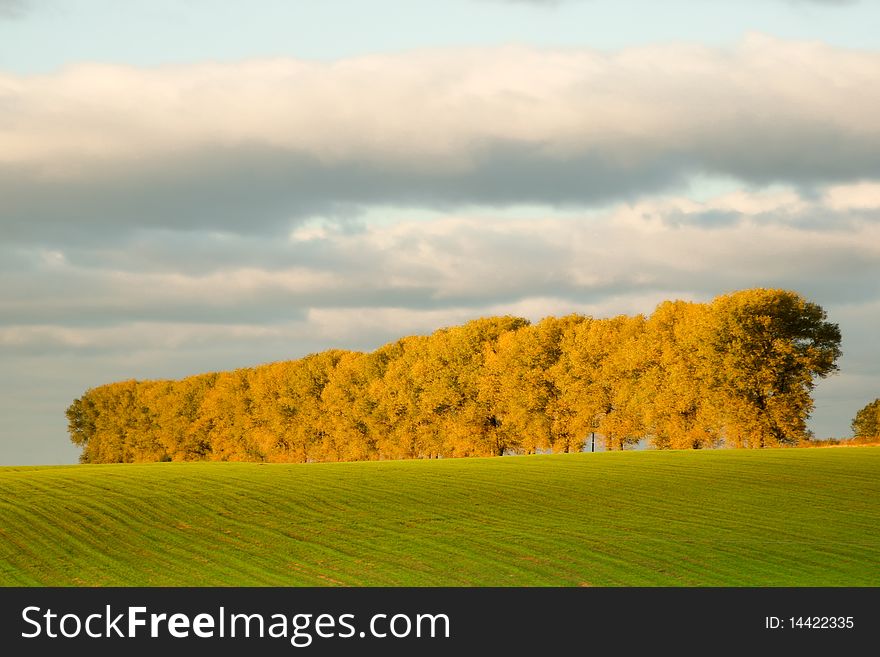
xmin=2 ymin=0 xmax=879 ymax=464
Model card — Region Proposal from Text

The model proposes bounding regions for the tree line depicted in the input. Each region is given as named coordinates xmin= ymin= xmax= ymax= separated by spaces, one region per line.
xmin=66 ymin=288 xmax=842 ymax=463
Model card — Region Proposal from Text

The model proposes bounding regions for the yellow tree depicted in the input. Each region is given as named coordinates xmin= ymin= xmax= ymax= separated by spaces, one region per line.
xmin=485 ymin=315 xmax=588 ymax=454
xmin=372 ymin=336 xmax=435 ymax=459
xmin=320 ymin=351 xmax=377 ymax=461
xmin=707 ymin=289 xmax=841 ymax=447
xmin=129 ymin=380 xmax=174 ymax=461
xmin=555 ymin=316 xmax=648 ymax=451
xmin=852 ymin=399 xmax=880 ymax=440
xmin=289 ymin=350 xmax=349 ymax=462
xmin=599 ymin=314 xmax=650 ymax=450
xmin=66 ymin=288 xmax=843 ymax=462
xmin=552 ymin=318 xmax=598 ymax=450
xmin=194 ymin=369 xmax=260 ymax=461
xmin=248 ymin=361 xmax=297 ymax=462
xmin=171 ymin=373 xmax=218 ymax=460
xmin=425 ymin=316 xmax=529 ymax=457
xmin=641 ymin=300 xmax=721 ymax=449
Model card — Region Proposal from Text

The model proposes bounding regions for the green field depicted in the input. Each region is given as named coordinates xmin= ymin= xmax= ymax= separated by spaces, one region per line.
xmin=1 ymin=448 xmax=879 ymax=586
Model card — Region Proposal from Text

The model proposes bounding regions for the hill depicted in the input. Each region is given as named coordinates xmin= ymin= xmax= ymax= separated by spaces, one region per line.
xmin=2 ymin=448 xmax=878 ymax=586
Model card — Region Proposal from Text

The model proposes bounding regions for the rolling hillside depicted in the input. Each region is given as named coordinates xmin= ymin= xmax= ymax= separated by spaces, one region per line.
xmin=1 ymin=448 xmax=878 ymax=586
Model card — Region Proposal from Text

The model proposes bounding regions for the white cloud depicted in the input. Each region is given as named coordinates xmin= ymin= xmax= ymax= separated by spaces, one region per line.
xmin=2 ymin=37 xmax=880 ymax=213
xmin=5 ymin=38 xmax=880 ymax=252
xmin=823 ymin=182 xmax=880 ymax=211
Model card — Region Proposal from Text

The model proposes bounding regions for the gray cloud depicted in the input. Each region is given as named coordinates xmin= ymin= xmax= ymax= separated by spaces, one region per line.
xmin=4 ymin=39 xmax=880 ymax=246
xmin=5 ymin=143 xmax=879 ymax=248
xmin=5 ymin=135 xmax=878 ymax=247
xmin=0 ymin=0 xmax=28 ymax=18
xmin=4 ymin=183 xmax=880 ymax=340
xmin=0 ymin=146 xmax=692 ymax=246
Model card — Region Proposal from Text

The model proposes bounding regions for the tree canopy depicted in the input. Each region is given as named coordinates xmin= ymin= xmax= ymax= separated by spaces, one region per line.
xmin=66 ymin=289 xmax=842 ymax=463
xmin=852 ymin=399 xmax=880 ymax=440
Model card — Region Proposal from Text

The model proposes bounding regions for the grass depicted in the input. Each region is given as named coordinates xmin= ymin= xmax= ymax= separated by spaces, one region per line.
xmin=1 ymin=448 xmax=879 ymax=586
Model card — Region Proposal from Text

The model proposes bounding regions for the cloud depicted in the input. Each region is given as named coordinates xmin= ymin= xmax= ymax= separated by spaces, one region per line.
xmin=6 ymin=37 xmax=879 ymax=174
xmin=4 ymin=181 xmax=880 ymax=343
xmin=0 ymin=0 xmax=28 ymax=18
xmin=3 ymin=37 xmax=880 ymax=245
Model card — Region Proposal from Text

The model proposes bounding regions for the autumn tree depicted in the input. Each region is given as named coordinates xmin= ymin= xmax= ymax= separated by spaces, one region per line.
xmin=707 ymin=289 xmax=841 ymax=448
xmin=66 ymin=393 xmax=97 ymax=458
xmin=852 ymin=399 xmax=880 ymax=439
xmin=319 ymin=351 xmax=377 ymax=462
xmin=287 ymin=350 xmax=350 ymax=462
xmin=640 ymin=300 xmax=721 ymax=449
xmin=193 ymin=369 xmax=259 ymax=461
xmin=420 ymin=316 xmax=529 ymax=457
xmin=171 ymin=373 xmax=218 ymax=460
xmin=483 ymin=315 xmax=588 ymax=454
xmin=371 ymin=336 xmax=434 ymax=459
xmin=66 ymin=289 xmax=842 ymax=462
xmin=554 ymin=315 xmax=648 ymax=451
